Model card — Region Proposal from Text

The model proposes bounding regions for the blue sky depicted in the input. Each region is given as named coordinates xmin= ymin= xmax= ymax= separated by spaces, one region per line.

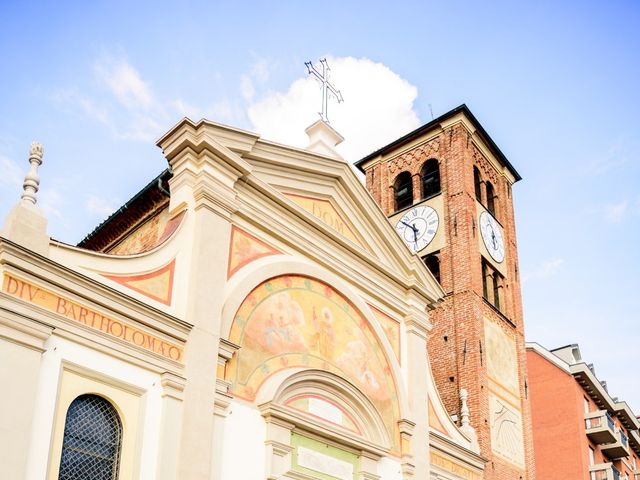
xmin=1 ymin=1 xmax=639 ymax=410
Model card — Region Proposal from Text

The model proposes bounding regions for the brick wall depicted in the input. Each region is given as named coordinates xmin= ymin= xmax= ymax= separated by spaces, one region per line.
xmin=362 ymin=121 xmax=535 ymax=479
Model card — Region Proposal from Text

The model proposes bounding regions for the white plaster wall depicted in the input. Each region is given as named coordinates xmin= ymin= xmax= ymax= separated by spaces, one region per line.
xmin=377 ymin=456 xmax=403 ymax=480
xmin=220 ymin=400 xmax=266 ymax=480
xmin=25 ymin=335 xmax=162 ymax=480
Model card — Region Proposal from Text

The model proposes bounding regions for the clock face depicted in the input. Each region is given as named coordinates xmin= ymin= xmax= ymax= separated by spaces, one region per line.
xmin=395 ymin=205 xmax=439 ymax=253
xmin=479 ymin=211 xmax=505 ymax=263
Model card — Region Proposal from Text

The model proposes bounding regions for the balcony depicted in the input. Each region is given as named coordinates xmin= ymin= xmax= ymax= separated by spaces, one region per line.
xmin=602 ymin=429 xmax=631 ymax=460
xmin=586 ymin=411 xmax=617 ymax=444
xmin=590 ymin=463 xmax=621 ymax=480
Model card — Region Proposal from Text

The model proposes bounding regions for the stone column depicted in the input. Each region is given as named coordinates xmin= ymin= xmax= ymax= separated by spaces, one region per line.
xmin=403 ymin=300 xmax=432 ymax=479
xmin=156 ymin=373 xmax=186 ymax=480
xmin=158 ymin=121 xmax=252 ymax=479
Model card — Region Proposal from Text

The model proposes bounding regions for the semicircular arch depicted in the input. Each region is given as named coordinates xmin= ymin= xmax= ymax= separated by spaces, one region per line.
xmin=221 ymin=255 xmax=410 ymax=453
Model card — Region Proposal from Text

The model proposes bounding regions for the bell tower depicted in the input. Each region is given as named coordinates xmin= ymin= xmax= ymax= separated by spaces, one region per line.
xmin=356 ymin=105 xmax=534 ymax=479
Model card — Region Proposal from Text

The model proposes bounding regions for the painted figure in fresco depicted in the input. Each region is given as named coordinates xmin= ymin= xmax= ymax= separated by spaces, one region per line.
xmin=310 ymin=306 xmax=336 ymax=359
xmin=246 ymin=291 xmax=307 ymax=353
xmin=337 ymin=339 xmax=381 ymax=394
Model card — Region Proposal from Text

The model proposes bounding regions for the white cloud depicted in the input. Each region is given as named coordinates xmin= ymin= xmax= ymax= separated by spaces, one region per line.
xmin=604 ymin=200 xmax=629 ymax=224
xmin=39 ymin=187 xmax=64 ymax=219
xmin=247 ymin=56 xmax=421 ymax=162
xmin=584 ymin=140 xmax=628 ymax=175
xmin=52 ymin=55 xmax=170 ymax=142
xmin=240 ymin=59 xmax=271 ymax=102
xmin=51 ymin=88 xmax=111 ymax=126
xmin=94 ymin=56 xmax=153 ymax=109
xmin=0 ymin=155 xmax=24 ymax=188
xmin=522 ymin=257 xmax=565 ymax=284
xmin=85 ymin=195 xmax=118 ymax=218
xmin=240 ymin=75 xmax=255 ymax=102
xmin=171 ymin=98 xmax=245 ymax=125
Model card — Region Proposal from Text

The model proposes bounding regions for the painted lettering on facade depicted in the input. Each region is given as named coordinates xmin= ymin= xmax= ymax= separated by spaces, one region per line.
xmin=430 ymin=451 xmax=481 ymax=480
xmin=3 ymin=274 xmax=183 ymax=362
xmin=284 ymin=193 xmax=365 ymax=248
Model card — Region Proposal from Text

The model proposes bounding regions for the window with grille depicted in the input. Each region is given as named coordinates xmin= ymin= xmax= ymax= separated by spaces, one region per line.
xmin=420 ymin=159 xmax=440 ymax=199
xmin=393 ymin=171 xmax=413 ymax=211
xmin=58 ymin=394 xmax=122 ymax=480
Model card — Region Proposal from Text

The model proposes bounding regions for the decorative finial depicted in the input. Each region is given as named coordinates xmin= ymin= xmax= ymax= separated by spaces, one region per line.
xmin=21 ymin=142 xmax=44 ymax=205
xmin=460 ymin=388 xmax=471 ymax=428
xmin=460 ymin=388 xmax=479 ymax=452
xmin=305 ymin=58 xmax=343 ymax=123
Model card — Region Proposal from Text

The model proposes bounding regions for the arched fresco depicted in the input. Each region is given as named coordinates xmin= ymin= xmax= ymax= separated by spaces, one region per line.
xmin=226 ymin=275 xmax=401 ymax=453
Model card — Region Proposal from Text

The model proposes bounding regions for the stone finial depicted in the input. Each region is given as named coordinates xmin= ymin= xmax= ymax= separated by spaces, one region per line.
xmin=1 ymin=141 xmax=49 ymax=256
xmin=460 ymin=388 xmax=480 ymax=453
xmin=21 ymin=142 xmax=44 ymax=205
xmin=460 ymin=389 xmax=470 ymax=427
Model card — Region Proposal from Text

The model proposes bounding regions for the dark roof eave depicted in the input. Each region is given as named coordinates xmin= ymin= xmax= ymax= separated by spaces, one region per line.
xmin=77 ymin=168 xmax=172 ymax=249
xmin=354 ymin=104 xmax=522 ymax=182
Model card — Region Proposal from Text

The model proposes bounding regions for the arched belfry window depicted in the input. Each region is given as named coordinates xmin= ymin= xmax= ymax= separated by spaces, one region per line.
xmin=486 ymin=181 xmax=496 ymax=217
xmin=473 ymin=166 xmax=482 ymax=203
xmin=394 ymin=171 xmax=413 ymax=211
xmin=58 ymin=394 xmax=122 ymax=480
xmin=421 ymin=159 xmax=440 ymax=199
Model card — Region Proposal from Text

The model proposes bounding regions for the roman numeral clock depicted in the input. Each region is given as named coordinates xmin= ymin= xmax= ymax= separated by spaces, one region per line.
xmin=394 ymin=205 xmax=439 ymax=253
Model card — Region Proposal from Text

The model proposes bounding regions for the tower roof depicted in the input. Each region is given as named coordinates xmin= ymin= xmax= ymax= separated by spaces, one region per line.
xmin=355 ymin=104 xmax=522 ymax=182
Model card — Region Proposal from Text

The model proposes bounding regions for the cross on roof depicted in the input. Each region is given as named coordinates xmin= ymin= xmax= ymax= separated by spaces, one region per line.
xmin=305 ymin=58 xmax=343 ymax=124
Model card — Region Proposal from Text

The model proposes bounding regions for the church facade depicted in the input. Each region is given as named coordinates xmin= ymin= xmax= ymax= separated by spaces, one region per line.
xmin=1 ymin=107 xmax=526 ymax=479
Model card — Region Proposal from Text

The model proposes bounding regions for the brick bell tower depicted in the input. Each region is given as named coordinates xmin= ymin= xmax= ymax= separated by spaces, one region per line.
xmin=355 ymin=105 xmax=534 ymax=479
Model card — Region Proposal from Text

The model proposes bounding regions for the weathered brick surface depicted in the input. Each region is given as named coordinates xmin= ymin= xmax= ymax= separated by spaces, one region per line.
xmin=362 ymin=121 xmax=535 ymax=479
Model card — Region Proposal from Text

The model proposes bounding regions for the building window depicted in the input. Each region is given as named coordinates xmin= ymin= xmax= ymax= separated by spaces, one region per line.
xmin=394 ymin=171 xmax=413 ymax=211
xmin=473 ymin=166 xmax=482 ymax=203
xmin=421 ymin=159 xmax=440 ymax=199
xmin=486 ymin=181 xmax=496 ymax=217
xmin=423 ymin=253 xmax=440 ymax=283
xmin=482 ymin=259 xmax=503 ymax=311
xmin=58 ymin=394 xmax=122 ymax=480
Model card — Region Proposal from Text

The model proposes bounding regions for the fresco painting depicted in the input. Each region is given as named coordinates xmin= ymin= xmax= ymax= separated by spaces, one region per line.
xmin=227 ymin=275 xmax=400 ymax=452
xmin=109 ymin=208 xmax=186 ymax=255
xmin=428 ymin=398 xmax=449 ymax=437
xmin=484 ymin=318 xmax=519 ymax=395
xmin=484 ymin=317 xmax=525 ymax=467
xmin=369 ymin=305 xmax=401 ymax=363
xmin=102 ymin=260 xmax=175 ymax=306
xmin=227 ymin=226 xmax=281 ymax=278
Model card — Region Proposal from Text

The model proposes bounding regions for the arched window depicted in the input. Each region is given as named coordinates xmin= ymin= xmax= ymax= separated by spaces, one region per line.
xmin=486 ymin=181 xmax=496 ymax=217
xmin=393 ymin=171 xmax=413 ymax=211
xmin=58 ymin=394 xmax=122 ymax=480
xmin=473 ymin=167 xmax=482 ymax=203
xmin=421 ymin=159 xmax=440 ymax=199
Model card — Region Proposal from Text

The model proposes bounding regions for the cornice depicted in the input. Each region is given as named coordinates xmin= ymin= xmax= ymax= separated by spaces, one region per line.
xmin=430 ymin=430 xmax=487 ymax=471
xmin=0 ymin=238 xmax=191 ymax=339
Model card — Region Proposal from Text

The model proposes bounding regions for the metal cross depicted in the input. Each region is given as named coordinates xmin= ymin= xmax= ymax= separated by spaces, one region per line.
xmin=305 ymin=58 xmax=343 ymax=123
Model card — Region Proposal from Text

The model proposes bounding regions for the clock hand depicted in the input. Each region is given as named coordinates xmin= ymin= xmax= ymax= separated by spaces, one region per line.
xmin=400 ymin=220 xmax=419 ymax=241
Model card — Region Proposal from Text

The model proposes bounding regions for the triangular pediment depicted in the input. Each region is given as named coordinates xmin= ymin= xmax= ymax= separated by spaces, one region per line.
xmin=157 ymin=118 xmax=444 ymax=305
xmin=244 ymin=137 xmax=443 ymax=301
